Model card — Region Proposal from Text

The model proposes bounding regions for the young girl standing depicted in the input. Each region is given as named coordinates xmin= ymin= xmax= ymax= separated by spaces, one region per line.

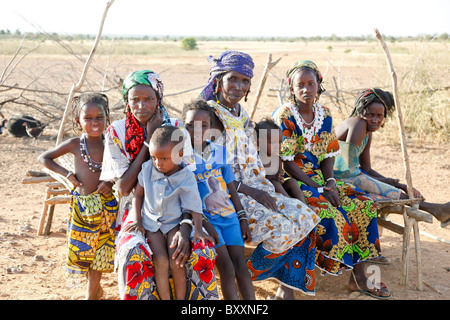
xmin=38 ymin=93 xmax=118 ymax=300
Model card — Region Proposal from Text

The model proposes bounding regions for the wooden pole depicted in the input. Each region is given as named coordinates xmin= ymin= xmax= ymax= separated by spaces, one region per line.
xmin=249 ymin=53 xmax=281 ymax=120
xmin=56 ymin=0 xmax=115 ymax=146
xmin=374 ymin=28 xmax=415 ymax=199
xmin=374 ymin=28 xmax=423 ymax=291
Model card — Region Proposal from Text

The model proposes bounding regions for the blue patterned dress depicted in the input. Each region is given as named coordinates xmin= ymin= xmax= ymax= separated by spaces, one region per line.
xmin=272 ymin=103 xmax=381 ymax=275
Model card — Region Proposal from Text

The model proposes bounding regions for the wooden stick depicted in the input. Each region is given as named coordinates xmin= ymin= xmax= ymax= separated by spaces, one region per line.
xmin=413 ymin=220 xmax=423 ymax=291
xmin=55 ymin=0 xmax=115 ymax=146
xmin=379 ymin=205 xmax=433 ymax=223
xmin=249 ymin=53 xmax=281 ymax=120
xmin=22 ymin=176 xmax=55 ymax=184
xmin=374 ymin=29 xmax=415 ymax=200
xmin=375 ymin=28 xmax=423 ymax=290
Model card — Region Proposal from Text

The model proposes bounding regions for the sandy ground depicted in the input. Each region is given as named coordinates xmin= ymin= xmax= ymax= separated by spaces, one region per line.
xmin=0 ymin=42 xmax=449 ymax=301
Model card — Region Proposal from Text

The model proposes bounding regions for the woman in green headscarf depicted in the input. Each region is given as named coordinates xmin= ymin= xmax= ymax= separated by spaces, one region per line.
xmin=101 ymin=70 xmax=219 ymax=300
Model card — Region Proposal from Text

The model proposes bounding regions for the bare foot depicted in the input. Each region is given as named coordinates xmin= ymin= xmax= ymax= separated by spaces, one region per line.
xmin=420 ymin=201 xmax=450 ymax=227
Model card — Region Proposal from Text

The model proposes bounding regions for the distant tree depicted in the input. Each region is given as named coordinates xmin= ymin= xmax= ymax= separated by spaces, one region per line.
xmin=439 ymin=33 xmax=449 ymax=41
xmin=181 ymin=37 xmax=197 ymax=50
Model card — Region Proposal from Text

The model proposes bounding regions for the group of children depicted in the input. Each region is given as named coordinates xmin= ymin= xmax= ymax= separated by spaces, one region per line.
xmin=38 ymin=93 xmax=314 ymax=300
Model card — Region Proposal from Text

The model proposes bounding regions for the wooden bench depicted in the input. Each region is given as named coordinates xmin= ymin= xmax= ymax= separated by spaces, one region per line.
xmin=372 ymin=197 xmax=432 ymax=291
xmin=21 ymin=155 xmax=74 ymax=236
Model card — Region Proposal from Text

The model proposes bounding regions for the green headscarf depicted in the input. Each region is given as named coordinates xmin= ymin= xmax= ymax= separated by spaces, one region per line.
xmin=122 ymin=70 xmax=164 ymax=103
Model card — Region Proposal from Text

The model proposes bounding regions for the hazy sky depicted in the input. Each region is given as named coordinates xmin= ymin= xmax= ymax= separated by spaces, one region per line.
xmin=1 ymin=0 xmax=449 ymax=38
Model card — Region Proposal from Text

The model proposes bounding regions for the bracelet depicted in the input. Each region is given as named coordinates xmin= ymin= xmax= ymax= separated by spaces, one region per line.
xmin=237 ymin=210 xmax=248 ymax=221
xmin=237 ymin=210 xmax=246 ymax=216
xmin=65 ymin=170 xmax=73 ymax=178
xmin=180 ymin=219 xmax=193 ymax=227
xmin=326 ymin=177 xmax=336 ymax=184
xmin=236 ymin=181 xmax=242 ymax=192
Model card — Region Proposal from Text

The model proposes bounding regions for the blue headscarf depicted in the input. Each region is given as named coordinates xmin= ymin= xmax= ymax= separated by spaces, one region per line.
xmin=200 ymin=50 xmax=254 ymax=101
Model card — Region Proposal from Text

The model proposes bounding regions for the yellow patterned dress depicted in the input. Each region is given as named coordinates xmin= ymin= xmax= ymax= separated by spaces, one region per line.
xmin=66 ymin=191 xmax=118 ymax=277
xmin=272 ymin=103 xmax=381 ymax=275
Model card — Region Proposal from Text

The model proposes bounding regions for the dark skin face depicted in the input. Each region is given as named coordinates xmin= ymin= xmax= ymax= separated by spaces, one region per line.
xmin=361 ymin=102 xmax=385 ymax=132
xmin=149 ymin=143 xmax=183 ymax=176
xmin=184 ymin=109 xmax=211 ymax=152
xmin=290 ymin=69 xmax=319 ymax=109
xmin=217 ymin=71 xmax=251 ymax=110
xmin=127 ymin=84 xmax=159 ymax=126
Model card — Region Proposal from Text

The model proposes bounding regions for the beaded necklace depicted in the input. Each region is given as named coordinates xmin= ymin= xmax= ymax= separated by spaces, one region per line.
xmin=217 ymin=100 xmax=237 ymax=114
xmin=292 ymin=104 xmax=318 ymax=150
xmin=298 ymin=106 xmax=315 ymax=127
xmin=80 ymin=133 xmax=104 ymax=172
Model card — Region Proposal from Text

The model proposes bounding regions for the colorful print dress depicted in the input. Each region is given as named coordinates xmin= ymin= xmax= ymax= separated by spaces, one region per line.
xmin=209 ymin=100 xmax=320 ymax=295
xmin=272 ymin=103 xmax=381 ymax=275
xmin=100 ymin=118 xmax=218 ymax=300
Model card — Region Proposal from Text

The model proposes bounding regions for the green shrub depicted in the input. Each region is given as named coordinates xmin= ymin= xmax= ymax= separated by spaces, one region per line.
xmin=180 ymin=37 xmax=197 ymax=50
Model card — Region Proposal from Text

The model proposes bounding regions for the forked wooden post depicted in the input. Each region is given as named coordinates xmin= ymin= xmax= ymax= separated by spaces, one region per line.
xmin=55 ymin=0 xmax=115 ymax=146
xmin=374 ymin=28 xmax=423 ymax=290
xmin=249 ymin=53 xmax=281 ymax=120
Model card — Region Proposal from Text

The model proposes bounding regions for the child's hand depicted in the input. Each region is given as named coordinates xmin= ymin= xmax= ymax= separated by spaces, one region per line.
xmin=240 ymin=219 xmax=252 ymax=243
xmin=276 ymin=171 xmax=285 ymax=184
xmin=146 ymin=107 xmax=164 ymax=136
xmin=123 ymin=220 xmax=145 ymax=236
xmin=193 ymin=228 xmax=215 ymax=245
xmin=67 ymin=172 xmax=82 ymax=187
xmin=308 ymin=204 xmax=321 ymax=215
xmin=96 ymin=181 xmax=114 ymax=196
xmin=412 ymin=187 xmax=425 ymax=201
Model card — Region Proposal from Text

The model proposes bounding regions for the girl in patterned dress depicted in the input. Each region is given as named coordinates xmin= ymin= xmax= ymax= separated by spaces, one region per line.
xmin=272 ymin=60 xmax=391 ymax=299
xmin=39 ymin=93 xmax=118 ymax=300
xmin=334 ymin=88 xmax=450 ymax=228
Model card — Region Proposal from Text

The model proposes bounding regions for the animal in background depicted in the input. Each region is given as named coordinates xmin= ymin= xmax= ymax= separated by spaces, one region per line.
xmin=6 ymin=116 xmax=47 ymax=142
xmin=0 ymin=119 xmax=7 ymax=135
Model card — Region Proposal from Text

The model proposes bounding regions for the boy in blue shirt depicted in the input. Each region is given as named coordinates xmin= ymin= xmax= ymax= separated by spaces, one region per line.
xmin=183 ymin=99 xmax=255 ymax=300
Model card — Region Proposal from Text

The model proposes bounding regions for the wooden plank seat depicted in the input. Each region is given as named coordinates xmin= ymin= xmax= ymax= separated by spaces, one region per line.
xmin=21 ymin=154 xmax=74 ymax=236
xmin=369 ymin=194 xmax=432 ymax=290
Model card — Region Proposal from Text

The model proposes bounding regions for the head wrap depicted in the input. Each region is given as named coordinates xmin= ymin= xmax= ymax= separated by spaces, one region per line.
xmin=122 ymin=69 xmax=170 ymax=161
xmin=122 ymin=69 xmax=164 ymax=103
xmin=351 ymin=88 xmax=395 ymax=117
xmin=200 ymin=50 xmax=255 ymax=101
xmin=286 ymin=60 xmax=326 ymax=98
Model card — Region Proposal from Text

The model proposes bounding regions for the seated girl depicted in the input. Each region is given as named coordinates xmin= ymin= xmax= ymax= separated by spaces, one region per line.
xmin=254 ymin=118 xmax=319 ymax=214
xmin=334 ymin=88 xmax=450 ymax=228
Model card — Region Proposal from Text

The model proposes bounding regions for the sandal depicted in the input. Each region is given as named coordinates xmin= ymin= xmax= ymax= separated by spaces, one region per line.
xmin=350 ymin=271 xmax=392 ymax=300
xmin=370 ymin=256 xmax=391 ymax=265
